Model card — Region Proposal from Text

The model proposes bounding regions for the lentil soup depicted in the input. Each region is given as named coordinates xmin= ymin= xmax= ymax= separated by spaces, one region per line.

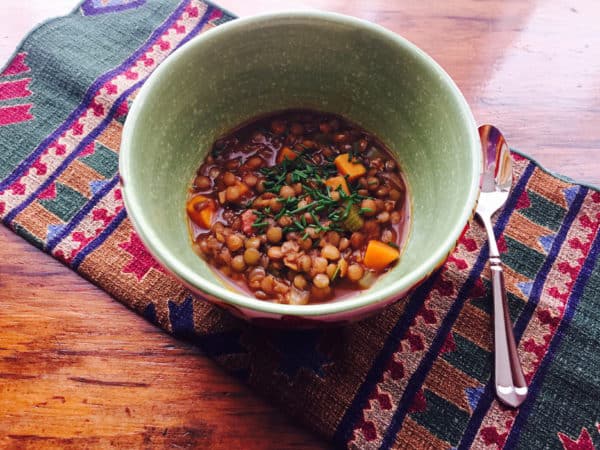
xmin=187 ymin=110 xmax=410 ymax=305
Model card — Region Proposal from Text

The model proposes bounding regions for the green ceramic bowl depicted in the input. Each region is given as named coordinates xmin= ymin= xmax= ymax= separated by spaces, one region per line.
xmin=120 ymin=11 xmax=480 ymax=325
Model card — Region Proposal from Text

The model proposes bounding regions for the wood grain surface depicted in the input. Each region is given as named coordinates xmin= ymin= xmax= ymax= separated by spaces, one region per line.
xmin=1 ymin=0 xmax=599 ymax=448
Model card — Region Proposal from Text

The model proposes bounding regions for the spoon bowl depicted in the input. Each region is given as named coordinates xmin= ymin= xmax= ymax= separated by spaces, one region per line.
xmin=479 ymin=125 xmax=513 ymax=217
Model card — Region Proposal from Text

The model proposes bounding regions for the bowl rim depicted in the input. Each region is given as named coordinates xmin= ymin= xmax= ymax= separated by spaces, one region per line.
xmin=120 ymin=10 xmax=481 ymax=317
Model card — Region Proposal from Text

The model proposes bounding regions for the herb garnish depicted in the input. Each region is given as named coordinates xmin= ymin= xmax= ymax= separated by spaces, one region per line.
xmin=254 ymin=151 xmax=373 ymax=233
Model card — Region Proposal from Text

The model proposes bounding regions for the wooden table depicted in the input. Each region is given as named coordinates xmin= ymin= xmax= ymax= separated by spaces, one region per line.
xmin=1 ymin=1 xmax=599 ymax=448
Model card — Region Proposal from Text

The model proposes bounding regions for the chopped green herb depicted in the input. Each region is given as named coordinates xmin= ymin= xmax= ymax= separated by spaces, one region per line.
xmin=310 ymin=211 xmax=320 ymax=225
xmin=331 ymin=265 xmax=341 ymax=282
xmin=251 ymin=143 xmax=378 ymax=236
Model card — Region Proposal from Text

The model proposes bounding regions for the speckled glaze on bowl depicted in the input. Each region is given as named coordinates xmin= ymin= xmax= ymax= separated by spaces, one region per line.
xmin=120 ymin=11 xmax=481 ymax=325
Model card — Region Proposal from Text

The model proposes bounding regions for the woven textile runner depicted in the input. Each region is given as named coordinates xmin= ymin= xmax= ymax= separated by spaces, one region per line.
xmin=2 ymin=2 xmax=600 ymax=448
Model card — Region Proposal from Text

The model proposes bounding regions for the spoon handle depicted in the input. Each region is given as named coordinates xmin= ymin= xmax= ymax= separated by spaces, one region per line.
xmin=489 ymin=255 xmax=528 ymax=408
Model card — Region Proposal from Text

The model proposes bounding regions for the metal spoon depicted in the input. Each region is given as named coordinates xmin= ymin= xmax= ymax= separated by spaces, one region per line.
xmin=476 ymin=124 xmax=527 ymax=408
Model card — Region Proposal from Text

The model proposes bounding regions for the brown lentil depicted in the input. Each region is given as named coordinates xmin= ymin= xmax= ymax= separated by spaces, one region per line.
xmin=350 ymin=232 xmax=365 ymax=250
xmin=243 ymin=248 xmax=261 ymax=265
xmin=226 ymin=234 xmax=244 ymax=252
xmin=225 ymin=185 xmax=241 ymax=202
xmin=225 ymin=159 xmax=240 ymax=170
xmin=377 ymin=211 xmax=390 ymax=223
xmin=381 ymin=228 xmax=395 ymax=243
xmin=367 ymin=176 xmax=380 ymax=191
xmin=376 ymin=187 xmax=389 ymax=198
xmin=266 ymin=226 xmax=283 ymax=243
xmin=223 ymin=171 xmax=236 ymax=186
xmin=347 ymin=264 xmax=364 ymax=282
xmin=278 ymin=215 xmax=293 ymax=227
xmin=339 ymin=237 xmax=350 ymax=251
xmin=243 ymin=173 xmax=258 ymax=187
xmin=245 ymin=237 xmax=261 ymax=249
xmin=279 ymin=185 xmax=295 ymax=199
xmin=299 ymin=237 xmax=313 ymax=251
xmin=313 ymin=256 xmax=328 ymax=274
xmin=231 ymin=255 xmax=246 ymax=272
xmin=389 ymin=188 xmax=402 ymax=201
xmin=299 ymin=255 xmax=312 ymax=273
xmin=267 ymin=246 xmax=283 ymax=260
xmin=322 ymin=244 xmax=341 ymax=260
xmin=326 ymin=231 xmax=340 ymax=247
xmin=361 ymin=199 xmax=377 ymax=216
xmin=338 ymin=258 xmax=348 ymax=278
xmin=194 ymin=175 xmax=211 ymax=190
xmin=391 ymin=211 xmax=402 ymax=224
xmin=293 ymin=274 xmax=307 ymax=290
xmin=313 ymin=273 xmax=330 ymax=288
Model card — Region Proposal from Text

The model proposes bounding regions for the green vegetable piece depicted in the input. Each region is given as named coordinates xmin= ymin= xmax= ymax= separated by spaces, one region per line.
xmin=341 ymin=204 xmax=364 ymax=232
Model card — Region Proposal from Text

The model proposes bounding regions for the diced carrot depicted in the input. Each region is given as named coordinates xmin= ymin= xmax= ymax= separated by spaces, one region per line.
xmin=325 ymin=175 xmax=350 ymax=195
xmin=363 ymin=240 xmax=400 ymax=271
xmin=334 ymin=153 xmax=366 ymax=181
xmin=186 ymin=195 xmax=215 ymax=229
xmin=276 ymin=146 xmax=298 ymax=164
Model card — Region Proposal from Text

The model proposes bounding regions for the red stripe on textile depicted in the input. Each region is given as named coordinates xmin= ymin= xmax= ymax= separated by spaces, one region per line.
xmin=0 ymin=78 xmax=32 ymax=101
xmin=1 ymin=53 xmax=30 ymax=77
xmin=0 ymin=104 xmax=33 ymax=126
